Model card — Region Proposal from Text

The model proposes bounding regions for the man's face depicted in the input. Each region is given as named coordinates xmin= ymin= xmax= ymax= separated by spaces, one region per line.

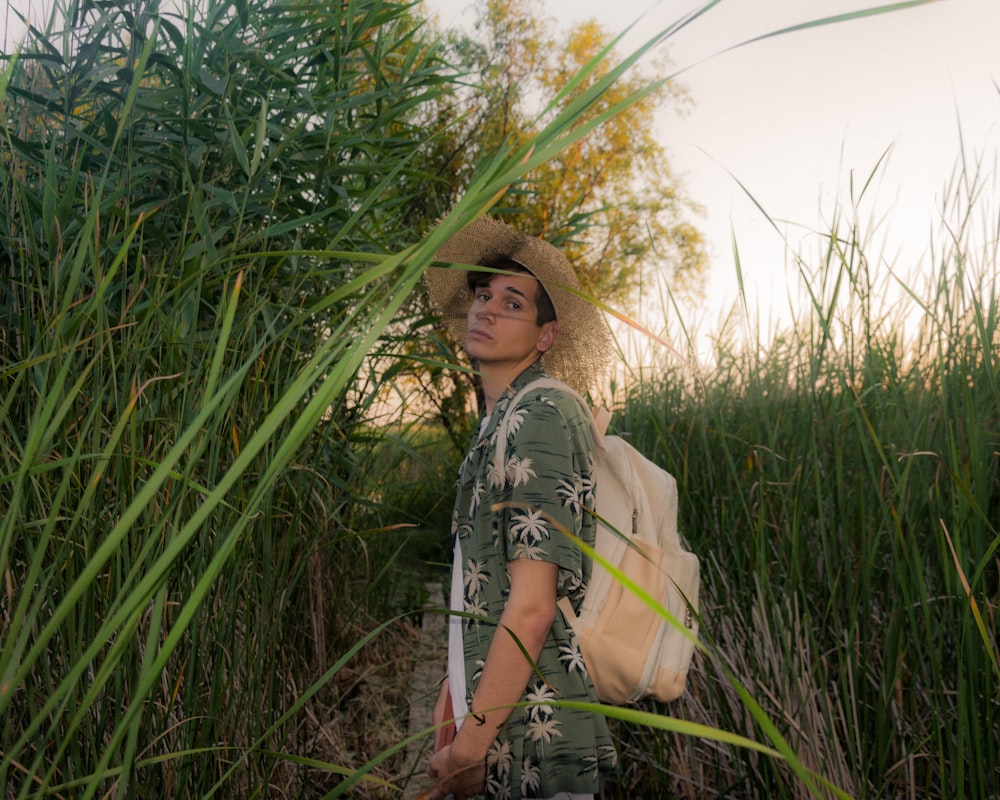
xmin=465 ymin=273 xmax=558 ymax=369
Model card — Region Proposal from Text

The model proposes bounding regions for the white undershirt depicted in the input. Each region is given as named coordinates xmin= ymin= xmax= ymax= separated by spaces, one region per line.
xmin=447 ymin=539 xmax=470 ymax=730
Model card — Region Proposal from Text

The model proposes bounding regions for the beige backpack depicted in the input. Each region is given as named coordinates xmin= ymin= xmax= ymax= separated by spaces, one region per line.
xmin=498 ymin=377 xmax=700 ymax=704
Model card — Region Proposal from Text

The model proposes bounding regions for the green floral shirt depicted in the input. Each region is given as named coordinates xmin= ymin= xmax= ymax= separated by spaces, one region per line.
xmin=451 ymin=362 xmax=618 ymax=799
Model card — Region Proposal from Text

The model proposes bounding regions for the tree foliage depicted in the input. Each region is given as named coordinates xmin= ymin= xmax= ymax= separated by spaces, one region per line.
xmin=415 ymin=0 xmax=708 ymax=304
xmin=385 ymin=0 xmax=709 ymax=435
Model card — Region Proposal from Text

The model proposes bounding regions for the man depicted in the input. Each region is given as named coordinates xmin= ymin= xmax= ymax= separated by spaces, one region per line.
xmin=423 ymin=216 xmax=618 ymax=800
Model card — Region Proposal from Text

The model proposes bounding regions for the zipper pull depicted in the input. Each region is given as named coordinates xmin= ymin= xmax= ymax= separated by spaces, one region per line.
xmin=631 ymin=508 xmax=638 ymax=536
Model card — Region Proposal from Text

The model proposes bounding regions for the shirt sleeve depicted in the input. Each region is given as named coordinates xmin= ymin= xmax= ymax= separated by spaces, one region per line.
xmin=492 ymin=387 xmax=595 ymax=590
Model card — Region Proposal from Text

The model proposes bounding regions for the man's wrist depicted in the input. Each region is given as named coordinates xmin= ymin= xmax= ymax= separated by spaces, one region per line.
xmin=450 ymin=721 xmax=493 ymax=764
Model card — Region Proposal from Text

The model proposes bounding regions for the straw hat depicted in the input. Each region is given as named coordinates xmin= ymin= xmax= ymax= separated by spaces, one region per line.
xmin=425 ymin=216 xmax=613 ymax=396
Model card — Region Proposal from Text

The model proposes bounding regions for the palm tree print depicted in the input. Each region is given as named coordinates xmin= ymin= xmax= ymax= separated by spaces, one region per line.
xmin=509 ymin=508 xmax=550 ymax=545
xmin=449 ymin=366 xmax=618 ymax=797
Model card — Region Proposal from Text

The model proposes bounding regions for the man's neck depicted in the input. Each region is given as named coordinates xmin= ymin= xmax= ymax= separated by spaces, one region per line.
xmin=480 ymin=359 xmax=541 ymax=415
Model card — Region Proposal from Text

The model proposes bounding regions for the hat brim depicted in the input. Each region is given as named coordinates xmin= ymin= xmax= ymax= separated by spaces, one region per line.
xmin=425 ymin=216 xmax=612 ymax=395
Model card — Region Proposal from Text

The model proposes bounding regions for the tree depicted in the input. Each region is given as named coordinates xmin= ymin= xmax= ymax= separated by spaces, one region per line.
xmin=383 ymin=0 xmax=707 ymax=437
xmin=413 ymin=0 xmax=708 ymax=304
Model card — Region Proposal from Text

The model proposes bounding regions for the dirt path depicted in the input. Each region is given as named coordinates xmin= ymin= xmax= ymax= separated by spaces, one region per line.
xmin=401 ymin=582 xmax=446 ymax=799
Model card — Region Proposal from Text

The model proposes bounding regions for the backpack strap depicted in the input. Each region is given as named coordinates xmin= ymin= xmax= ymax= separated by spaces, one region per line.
xmin=492 ymin=377 xmax=606 ymax=477
xmin=593 ymin=405 xmax=612 ymax=438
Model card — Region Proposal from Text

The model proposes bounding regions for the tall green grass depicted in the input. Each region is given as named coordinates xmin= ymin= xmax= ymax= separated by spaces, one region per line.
xmin=1 ymin=0 xmax=967 ymax=797
xmin=609 ymin=156 xmax=999 ymax=798
xmin=0 ymin=0 xmax=465 ymax=794
xmin=0 ymin=0 xmax=710 ymax=795
xmin=381 ymin=156 xmax=998 ymax=797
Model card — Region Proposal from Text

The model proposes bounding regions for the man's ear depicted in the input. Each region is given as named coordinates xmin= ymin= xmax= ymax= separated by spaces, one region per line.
xmin=536 ymin=320 xmax=558 ymax=353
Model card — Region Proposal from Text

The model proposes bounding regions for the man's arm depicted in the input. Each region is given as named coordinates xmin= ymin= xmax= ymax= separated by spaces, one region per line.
xmin=427 ymin=558 xmax=558 ymax=798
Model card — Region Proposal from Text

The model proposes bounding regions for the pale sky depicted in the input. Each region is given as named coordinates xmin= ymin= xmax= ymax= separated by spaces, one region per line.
xmin=420 ymin=0 xmax=1000 ymax=352
xmin=4 ymin=0 xmax=998 ymax=356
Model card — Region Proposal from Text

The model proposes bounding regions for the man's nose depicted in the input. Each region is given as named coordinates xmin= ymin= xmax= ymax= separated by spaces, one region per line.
xmin=476 ymin=299 xmax=497 ymax=319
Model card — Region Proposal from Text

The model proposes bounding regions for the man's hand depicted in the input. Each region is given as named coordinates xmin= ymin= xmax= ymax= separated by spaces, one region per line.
xmin=426 ymin=742 xmax=486 ymax=800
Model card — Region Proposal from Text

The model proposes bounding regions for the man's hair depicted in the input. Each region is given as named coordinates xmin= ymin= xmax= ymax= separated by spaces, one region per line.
xmin=467 ymin=256 xmax=557 ymax=326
